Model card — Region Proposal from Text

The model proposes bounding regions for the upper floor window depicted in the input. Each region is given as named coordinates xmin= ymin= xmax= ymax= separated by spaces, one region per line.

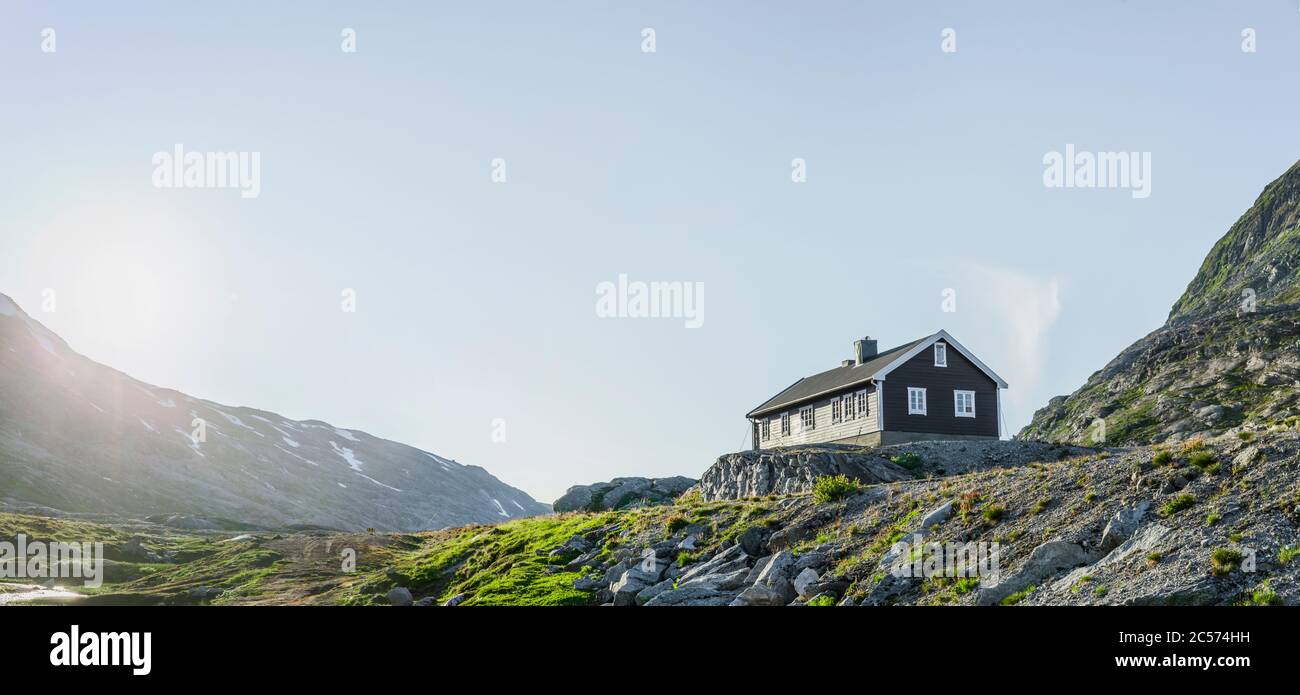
xmin=908 ymin=387 xmax=927 ymax=415
xmin=831 ymin=398 xmax=843 ymax=424
xmin=934 ymin=343 xmax=948 ymax=367
xmin=780 ymin=412 xmax=791 ymax=436
xmin=800 ymin=405 xmax=816 ymax=430
xmin=954 ymin=390 xmax=976 ymax=418
xmin=842 ymin=393 xmax=855 ymax=420
xmin=856 ymin=390 xmax=868 ymax=416
xmin=761 ymin=419 xmax=772 ymax=440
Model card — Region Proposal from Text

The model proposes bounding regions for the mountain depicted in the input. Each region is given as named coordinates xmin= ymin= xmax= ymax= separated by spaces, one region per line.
xmin=1020 ymin=160 xmax=1300 ymax=445
xmin=0 ymin=292 xmax=549 ymax=531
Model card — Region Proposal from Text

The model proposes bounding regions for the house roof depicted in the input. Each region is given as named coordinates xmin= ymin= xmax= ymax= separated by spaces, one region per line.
xmin=746 ymin=330 xmax=1008 ymax=419
xmin=745 ymin=337 xmax=927 ymax=418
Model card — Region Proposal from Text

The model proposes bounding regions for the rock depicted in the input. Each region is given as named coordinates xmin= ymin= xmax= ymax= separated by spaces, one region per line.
xmin=644 ymin=586 xmax=735 ymax=606
xmin=679 ymin=568 xmax=751 ymax=592
xmin=793 ymin=551 xmax=828 ymax=571
xmin=573 ymin=576 xmax=605 ymax=592
xmin=1232 ymin=446 xmax=1260 ymax=470
xmin=737 ymin=526 xmax=770 ymax=557
xmin=553 ymin=476 xmax=698 ymax=512
xmin=412 ymin=597 xmax=438 ymax=607
xmin=678 ymin=534 xmax=698 ymax=551
xmin=919 ymin=502 xmax=954 ymax=529
xmin=1100 ymin=500 xmax=1152 ymax=551
xmin=185 ymin=586 xmax=224 ymax=601
xmin=679 ymin=545 xmax=748 ymax=585
xmin=386 ymin=587 xmax=413 ymax=606
xmin=793 ymin=568 xmax=821 ymax=600
xmin=637 ymin=578 xmax=675 ymax=604
xmin=443 ymin=593 xmax=468 ymax=607
xmin=745 ymin=551 xmax=797 ymax=604
xmin=729 ymin=583 xmax=790 ymax=606
xmin=976 ymin=542 xmax=1094 ymax=606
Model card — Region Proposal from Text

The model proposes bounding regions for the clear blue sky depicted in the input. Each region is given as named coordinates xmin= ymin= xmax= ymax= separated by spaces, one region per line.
xmin=3 ymin=2 xmax=1298 ymax=502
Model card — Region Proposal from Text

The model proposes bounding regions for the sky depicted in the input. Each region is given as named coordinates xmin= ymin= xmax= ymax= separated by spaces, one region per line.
xmin=2 ymin=2 xmax=1299 ymax=502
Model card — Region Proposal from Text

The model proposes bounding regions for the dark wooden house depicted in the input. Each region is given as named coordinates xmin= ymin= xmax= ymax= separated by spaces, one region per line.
xmin=747 ymin=331 xmax=1007 ymax=449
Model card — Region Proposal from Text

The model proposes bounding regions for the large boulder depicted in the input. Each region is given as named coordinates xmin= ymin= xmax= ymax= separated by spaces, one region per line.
xmin=1100 ymin=500 xmax=1151 ymax=551
xmin=553 ymin=476 xmax=698 ymax=512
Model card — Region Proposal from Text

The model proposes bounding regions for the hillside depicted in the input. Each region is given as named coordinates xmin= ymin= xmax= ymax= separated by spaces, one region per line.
xmin=1020 ymin=160 xmax=1300 ymax=445
xmin=0 ymin=293 xmax=548 ymax=531
xmin=6 ymin=435 xmax=1296 ymax=606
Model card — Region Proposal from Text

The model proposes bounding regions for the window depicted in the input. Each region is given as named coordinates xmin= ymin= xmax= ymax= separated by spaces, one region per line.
xmin=831 ymin=398 xmax=842 ymax=424
xmin=780 ymin=412 xmax=791 ymax=436
xmin=761 ymin=419 xmax=771 ymax=440
xmin=907 ymin=387 xmax=927 ymax=415
xmin=954 ymin=390 xmax=976 ymax=418
xmin=800 ymin=406 xmax=816 ymax=431
xmin=856 ymin=390 xmax=868 ymax=417
xmin=934 ymin=343 xmax=948 ymax=367
xmin=843 ymin=393 xmax=855 ymax=420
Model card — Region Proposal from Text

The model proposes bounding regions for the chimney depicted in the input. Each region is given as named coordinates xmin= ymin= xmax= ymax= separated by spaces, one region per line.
xmin=853 ymin=336 xmax=878 ymax=365
xmin=841 ymin=359 xmax=854 ymax=367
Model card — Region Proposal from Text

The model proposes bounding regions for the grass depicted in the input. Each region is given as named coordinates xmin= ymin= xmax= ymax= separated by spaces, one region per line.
xmin=1030 ymin=497 xmax=1052 ymax=515
xmin=1188 ymin=451 xmax=1219 ymax=474
xmin=813 ymin=474 xmax=863 ymax=504
xmin=1279 ymin=546 xmax=1300 ymax=565
xmin=1210 ymin=548 xmax=1243 ymax=577
xmin=1204 ymin=510 xmax=1222 ymax=526
xmin=1145 ymin=552 xmax=1163 ymax=568
xmin=1092 ymin=585 xmax=1109 ymax=598
xmin=1000 ymin=584 xmax=1036 ymax=606
xmin=1159 ymin=494 xmax=1197 ymax=518
xmin=806 ymin=594 xmax=836 ymax=606
xmin=1244 ymin=582 xmax=1282 ymax=606
xmin=664 ymin=514 xmax=688 ymax=535
xmin=1152 ymin=450 xmax=1174 ymax=467
xmin=982 ymin=505 xmax=1006 ymax=524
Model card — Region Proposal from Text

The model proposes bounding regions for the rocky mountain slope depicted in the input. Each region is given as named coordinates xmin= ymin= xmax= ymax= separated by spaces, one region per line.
xmin=9 ymin=435 xmax=1296 ymax=606
xmin=1021 ymin=159 xmax=1300 ymax=445
xmin=0 ymin=292 xmax=548 ymax=531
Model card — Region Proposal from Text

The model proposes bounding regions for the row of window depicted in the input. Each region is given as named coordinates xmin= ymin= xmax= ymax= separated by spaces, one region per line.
xmin=907 ymin=387 xmax=976 ymax=418
xmin=762 ymin=390 xmax=869 ymax=440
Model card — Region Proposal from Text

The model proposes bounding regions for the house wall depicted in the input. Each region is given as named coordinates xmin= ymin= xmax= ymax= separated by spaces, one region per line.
xmin=880 ymin=342 xmax=999 ymax=437
xmin=754 ymin=383 xmax=879 ymax=449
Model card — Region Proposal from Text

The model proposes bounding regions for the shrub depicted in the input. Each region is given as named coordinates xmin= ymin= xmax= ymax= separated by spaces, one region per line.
xmin=890 ymin=452 xmax=924 ymax=473
xmin=806 ymin=594 xmax=836 ymax=606
xmin=1152 ymin=450 xmax=1173 ymax=467
xmin=812 ymin=474 xmax=863 ymax=504
xmin=982 ymin=505 xmax=1006 ymax=523
xmin=953 ymin=577 xmax=980 ymax=595
xmin=1246 ymin=582 xmax=1282 ymax=606
xmin=1237 ymin=431 xmax=1255 ymax=442
xmin=1030 ymin=497 xmax=1052 ymax=515
xmin=1093 ymin=585 xmax=1109 ymax=598
xmin=1210 ymin=548 xmax=1243 ymax=576
xmin=1181 ymin=438 xmax=1207 ymax=454
xmin=1145 ymin=552 xmax=1162 ymax=567
xmin=1278 ymin=546 xmax=1300 ymax=565
xmin=664 ymin=514 xmax=689 ymax=535
xmin=1204 ymin=510 xmax=1222 ymax=526
xmin=1083 ymin=490 xmax=1098 ymax=504
xmin=1188 ymin=451 xmax=1218 ymax=473
xmin=1159 ymin=494 xmax=1196 ymax=517
xmin=958 ymin=491 xmax=983 ymax=520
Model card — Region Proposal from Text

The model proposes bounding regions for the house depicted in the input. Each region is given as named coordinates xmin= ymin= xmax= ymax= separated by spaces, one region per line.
xmin=746 ymin=331 xmax=1007 ymax=449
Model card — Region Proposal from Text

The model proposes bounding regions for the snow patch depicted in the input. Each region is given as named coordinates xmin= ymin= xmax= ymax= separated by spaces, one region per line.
xmin=334 ymin=428 xmax=360 ymax=442
xmin=337 ymin=483 xmax=347 ymax=488
xmin=487 ymin=495 xmax=510 ymax=518
xmin=157 ymin=398 xmax=176 ymax=408
xmin=329 ymin=441 xmax=365 ymax=471
xmin=275 ymin=444 xmax=318 ymax=466
xmin=212 ymin=408 xmax=265 ymax=437
xmin=355 ymin=472 xmax=402 ymax=492
xmin=281 ymin=436 xmax=300 ymax=448
xmin=174 ymin=427 xmax=206 ymax=457
xmin=139 ymin=418 xmax=157 ymax=433
xmin=511 ymin=500 xmax=526 ymax=511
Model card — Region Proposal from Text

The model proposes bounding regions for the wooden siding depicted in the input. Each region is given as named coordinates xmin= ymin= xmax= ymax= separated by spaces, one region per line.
xmin=756 ymin=384 xmax=879 ymax=449
xmin=881 ymin=342 xmax=999 ymax=437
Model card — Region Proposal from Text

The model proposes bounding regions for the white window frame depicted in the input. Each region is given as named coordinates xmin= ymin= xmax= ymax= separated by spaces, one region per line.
xmin=856 ymin=389 xmax=868 ymax=417
xmin=954 ymin=390 xmax=976 ymax=418
xmin=800 ymin=405 xmax=816 ymax=431
xmin=831 ymin=398 xmax=842 ymax=424
xmin=907 ymin=387 xmax=927 ymax=415
xmin=761 ymin=419 xmax=771 ymax=440
xmin=843 ymin=393 xmax=855 ymax=421
xmin=780 ymin=412 xmax=791 ymax=436
xmin=934 ymin=343 xmax=947 ymax=367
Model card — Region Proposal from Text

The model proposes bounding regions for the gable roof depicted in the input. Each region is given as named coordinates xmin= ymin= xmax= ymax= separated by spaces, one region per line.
xmin=746 ymin=330 xmax=1008 ymax=419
